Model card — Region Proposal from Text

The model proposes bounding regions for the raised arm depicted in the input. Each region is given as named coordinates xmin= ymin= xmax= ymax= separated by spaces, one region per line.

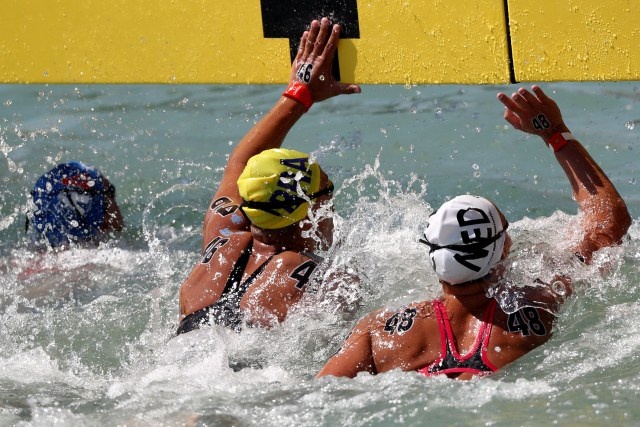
xmin=214 ymin=18 xmax=361 ymax=202
xmin=497 ymin=86 xmax=631 ymax=263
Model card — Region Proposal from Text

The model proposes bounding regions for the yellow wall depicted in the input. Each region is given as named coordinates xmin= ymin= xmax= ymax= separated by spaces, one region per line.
xmin=346 ymin=0 xmax=510 ymax=84
xmin=509 ymin=0 xmax=640 ymax=81
xmin=1 ymin=0 xmax=638 ymax=84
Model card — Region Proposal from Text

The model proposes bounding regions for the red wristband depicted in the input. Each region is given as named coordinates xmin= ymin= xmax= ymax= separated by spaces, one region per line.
xmin=283 ymin=82 xmax=313 ymax=111
xmin=548 ymin=132 xmax=575 ymax=153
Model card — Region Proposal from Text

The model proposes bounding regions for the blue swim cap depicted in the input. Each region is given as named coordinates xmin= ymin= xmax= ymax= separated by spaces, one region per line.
xmin=30 ymin=161 xmax=108 ymax=248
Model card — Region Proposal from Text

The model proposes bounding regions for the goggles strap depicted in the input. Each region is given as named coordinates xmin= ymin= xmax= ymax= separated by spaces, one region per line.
xmin=419 ymin=229 xmax=506 ymax=255
xmin=240 ymin=181 xmax=334 ymax=215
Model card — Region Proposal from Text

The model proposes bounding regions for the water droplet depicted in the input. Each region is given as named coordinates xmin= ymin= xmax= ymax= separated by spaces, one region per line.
xmin=7 ymin=158 xmax=17 ymax=172
xmin=472 ymin=163 xmax=480 ymax=170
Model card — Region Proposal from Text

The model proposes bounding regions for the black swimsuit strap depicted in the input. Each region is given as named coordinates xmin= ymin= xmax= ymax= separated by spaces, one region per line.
xmin=219 ymin=242 xmax=283 ymax=307
xmin=233 ymin=251 xmax=279 ymax=300
xmin=217 ymin=241 xmax=254 ymax=303
xmin=176 ymin=243 xmax=283 ymax=335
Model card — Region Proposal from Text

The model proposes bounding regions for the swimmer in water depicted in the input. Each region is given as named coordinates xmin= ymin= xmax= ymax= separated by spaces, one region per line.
xmin=27 ymin=161 xmax=123 ymax=250
xmin=12 ymin=161 xmax=124 ymax=298
xmin=176 ymin=18 xmax=361 ymax=334
xmin=317 ymin=86 xmax=631 ymax=380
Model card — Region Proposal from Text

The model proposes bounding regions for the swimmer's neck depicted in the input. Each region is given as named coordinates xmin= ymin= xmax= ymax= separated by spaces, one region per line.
xmin=251 ymin=225 xmax=321 ymax=254
xmin=439 ymin=279 xmax=496 ymax=312
xmin=440 ymin=266 xmax=504 ymax=298
xmin=441 ymin=280 xmax=489 ymax=297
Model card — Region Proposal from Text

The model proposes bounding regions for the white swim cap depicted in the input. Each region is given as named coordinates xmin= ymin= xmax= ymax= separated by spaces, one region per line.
xmin=421 ymin=195 xmax=507 ymax=285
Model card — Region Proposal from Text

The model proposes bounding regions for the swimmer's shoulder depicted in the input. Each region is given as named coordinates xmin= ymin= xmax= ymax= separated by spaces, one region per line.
xmin=273 ymin=249 xmax=324 ymax=269
xmin=203 ymin=195 xmax=250 ymax=238
xmin=362 ymin=301 xmax=435 ymax=331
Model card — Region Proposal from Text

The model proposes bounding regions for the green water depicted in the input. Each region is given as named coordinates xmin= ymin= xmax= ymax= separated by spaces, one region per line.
xmin=1 ymin=82 xmax=639 ymax=426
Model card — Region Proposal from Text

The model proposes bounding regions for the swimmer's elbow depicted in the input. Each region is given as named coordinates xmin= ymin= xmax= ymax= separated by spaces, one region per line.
xmin=615 ymin=200 xmax=632 ymax=241
xmin=598 ymin=200 xmax=631 ymax=246
xmin=579 ymin=197 xmax=631 ymax=262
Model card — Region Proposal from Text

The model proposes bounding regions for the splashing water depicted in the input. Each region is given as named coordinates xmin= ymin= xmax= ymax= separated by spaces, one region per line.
xmin=1 ymin=83 xmax=640 ymax=426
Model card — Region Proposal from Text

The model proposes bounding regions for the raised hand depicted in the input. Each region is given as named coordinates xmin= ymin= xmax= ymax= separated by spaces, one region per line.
xmin=497 ymin=85 xmax=569 ymax=140
xmin=289 ymin=18 xmax=361 ymax=105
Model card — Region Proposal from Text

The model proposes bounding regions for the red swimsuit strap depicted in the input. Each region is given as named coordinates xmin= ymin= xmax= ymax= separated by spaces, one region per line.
xmin=418 ymin=299 xmax=498 ymax=376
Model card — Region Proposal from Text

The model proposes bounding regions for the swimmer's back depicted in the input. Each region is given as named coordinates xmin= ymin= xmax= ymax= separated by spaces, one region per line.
xmin=326 ymin=293 xmax=561 ymax=379
xmin=179 ymin=227 xmax=321 ymax=327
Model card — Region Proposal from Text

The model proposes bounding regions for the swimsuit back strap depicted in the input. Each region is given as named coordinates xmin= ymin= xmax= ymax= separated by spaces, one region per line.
xmin=418 ymin=298 xmax=499 ymax=376
xmin=415 ymin=300 xmax=451 ymax=377
xmin=478 ymin=299 xmax=499 ymax=371
xmin=175 ymin=244 xmax=282 ymax=335
xmin=218 ymin=241 xmax=254 ymax=302
xmin=432 ymin=299 xmax=450 ymax=359
xmin=231 ymin=249 xmax=282 ymax=304
xmin=479 ymin=299 xmax=497 ymax=342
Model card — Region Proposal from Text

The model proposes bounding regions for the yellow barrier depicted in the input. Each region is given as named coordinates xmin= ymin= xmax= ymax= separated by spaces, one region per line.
xmin=1 ymin=0 xmax=638 ymax=84
xmin=509 ymin=0 xmax=640 ymax=82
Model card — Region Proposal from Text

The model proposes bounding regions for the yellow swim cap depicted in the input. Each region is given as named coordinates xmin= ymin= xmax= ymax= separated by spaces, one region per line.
xmin=237 ymin=148 xmax=323 ymax=229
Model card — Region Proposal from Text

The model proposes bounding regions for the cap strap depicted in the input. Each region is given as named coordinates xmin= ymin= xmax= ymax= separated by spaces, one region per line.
xmin=419 ymin=229 xmax=506 ymax=255
xmin=240 ymin=181 xmax=333 ymax=214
